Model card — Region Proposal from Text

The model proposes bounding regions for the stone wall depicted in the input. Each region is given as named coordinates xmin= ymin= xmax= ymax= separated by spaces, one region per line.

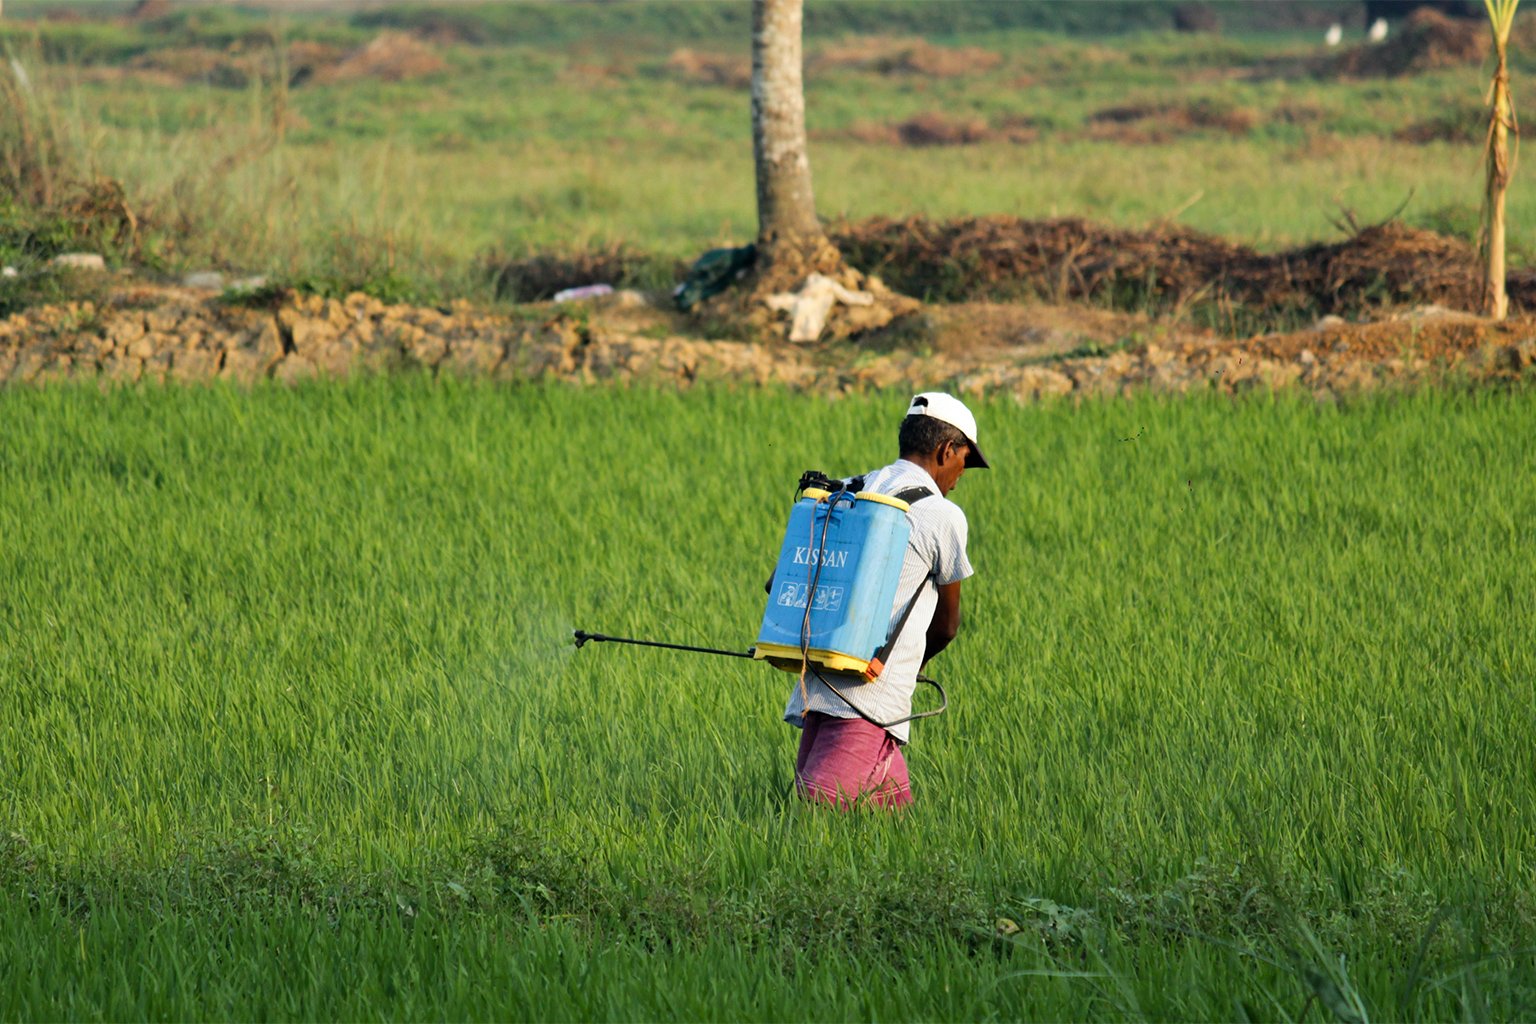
xmin=1 ymin=291 xmax=1531 ymax=400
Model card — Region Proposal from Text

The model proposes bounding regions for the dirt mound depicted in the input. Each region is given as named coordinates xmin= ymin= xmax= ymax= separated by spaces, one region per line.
xmin=811 ymin=36 xmax=1002 ymax=77
xmin=1333 ymin=8 xmax=1487 ymax=76
xmin=128 ymin=0 xmax=172 ymax=20
xmin=838 ymin=112 xmax=1040 ymax=147
xmin=124 ymin=41 xmax=366 ymax=89
xmin=846 ymin=112 xmax=988 ymax=147
xmin=663 ymin=37 xmax=1007 ymax=91
xmin=311 ymin=32 xmax=445 ymax=86
xmin=663 ymin=48 xmax=751 ymax=89
xmin=283 ymin=41 xmax=352 ymax=84
xmin=1395 ymin=97 xmax=1485 ymax=143
xmin=1087 ymin=100 xmax=1258 ymax=142
xmin=128 ymin=47 xmax=266 ymax=89
xmin=831 ymin=216 xmax=1529 ymax=318
xmin=1172 ymin=3 xmax=1222 ymax=33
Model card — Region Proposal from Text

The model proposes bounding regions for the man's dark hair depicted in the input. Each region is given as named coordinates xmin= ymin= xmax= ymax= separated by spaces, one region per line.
xmin=899 ymin=414 xmax=969 ymax=459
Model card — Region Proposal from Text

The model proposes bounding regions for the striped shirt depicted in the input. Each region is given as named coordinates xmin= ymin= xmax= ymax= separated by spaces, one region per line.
xmin=782 ymin=459 xmax=974 ymax=743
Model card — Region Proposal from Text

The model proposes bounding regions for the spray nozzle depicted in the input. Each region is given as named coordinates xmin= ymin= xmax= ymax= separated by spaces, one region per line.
xmin=572 ymin=630 xmax=594 ymax=649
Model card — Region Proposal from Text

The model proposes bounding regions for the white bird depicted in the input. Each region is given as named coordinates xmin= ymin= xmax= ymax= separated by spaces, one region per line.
xmin=1325 ymin=23 xmax=1343 ymax=47
xmin=8 ymin=57 xmax=31 ymax=96
xmin=1368 ymin=17 xmax=1389 ymax=43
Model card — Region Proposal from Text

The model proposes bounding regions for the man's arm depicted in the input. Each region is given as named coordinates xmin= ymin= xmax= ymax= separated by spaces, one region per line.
xmin=923 ymin=580 xmax=962 ymax=665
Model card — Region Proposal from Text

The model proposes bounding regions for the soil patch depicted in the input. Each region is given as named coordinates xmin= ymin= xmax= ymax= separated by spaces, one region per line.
xmin=1087 ymin=100 xmax=1258 ymax=143
xmin=810 ymin=36 xmax=1002 ymax=78
xmin=841 ymin=112 xmax=1021 ymax=147
xmin=128 ymin=0 xmax=173 ymax=20
xmin=837 ymin=103 xmax=1273 ymax=149
xmin=920 ymin=302 xmax=1176 ymax=359
xmin=663 ymin=48 xmax=751 ymax=89
xmin=1394 ymin=99 xmax=1484 ymax=143
xmin=1172 ymin=3 xmax=1222 ymax=34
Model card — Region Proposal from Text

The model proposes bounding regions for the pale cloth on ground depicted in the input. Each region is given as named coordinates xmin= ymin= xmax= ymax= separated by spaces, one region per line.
xmin=782 ymin=458 xmax=974 ymax=745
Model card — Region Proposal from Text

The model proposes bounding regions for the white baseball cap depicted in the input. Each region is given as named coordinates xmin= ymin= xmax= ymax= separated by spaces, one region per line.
xmin=905 ymin=392 xmax=990 ymax=468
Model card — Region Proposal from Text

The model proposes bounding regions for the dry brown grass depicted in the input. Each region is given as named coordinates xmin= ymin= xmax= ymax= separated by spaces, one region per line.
xmin=663 ymin=48 xmax=751 ymax=89
xmin=810 ymin=36 xmax=1002 ymax=78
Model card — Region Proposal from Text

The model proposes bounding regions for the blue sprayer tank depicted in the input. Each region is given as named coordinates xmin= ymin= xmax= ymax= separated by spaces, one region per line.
xmin=754 ymin=487 xmax=913 ymax=678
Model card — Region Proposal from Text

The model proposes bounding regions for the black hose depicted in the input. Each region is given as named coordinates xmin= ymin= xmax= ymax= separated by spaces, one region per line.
xmin=809 ymin=663 xmax=948 ymax=729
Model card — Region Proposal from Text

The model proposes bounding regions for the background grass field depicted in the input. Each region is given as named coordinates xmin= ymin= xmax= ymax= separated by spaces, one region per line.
xmin=3 ymin=379 xmax=1534 ymax=1019
xmin=4 ymin=0 xmax=1535 ymax=308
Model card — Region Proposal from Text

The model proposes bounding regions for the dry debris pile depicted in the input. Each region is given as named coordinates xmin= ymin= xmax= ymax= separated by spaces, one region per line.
xmin=1332 ymin=9 xmax=1487 ymax=77
xmin=832 ymin=216 xmax=1536 ymax=317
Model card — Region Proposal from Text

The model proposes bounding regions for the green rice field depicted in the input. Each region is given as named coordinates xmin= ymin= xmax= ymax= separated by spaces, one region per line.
xmin=2 ymin=379 xmax=1534 ymax=1019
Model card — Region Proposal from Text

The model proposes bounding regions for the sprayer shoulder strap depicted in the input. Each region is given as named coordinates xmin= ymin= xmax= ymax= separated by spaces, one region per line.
xmin=869 ymin=487 xmax=936 ymax=670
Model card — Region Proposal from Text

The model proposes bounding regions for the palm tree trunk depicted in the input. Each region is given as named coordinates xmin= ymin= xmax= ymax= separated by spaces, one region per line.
xmin=751 ymin=0 xmax=824 ymax=261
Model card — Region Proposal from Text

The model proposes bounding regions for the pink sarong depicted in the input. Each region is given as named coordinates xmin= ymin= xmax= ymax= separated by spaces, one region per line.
xmin=794 ymin=711 xmax=913 ymax=810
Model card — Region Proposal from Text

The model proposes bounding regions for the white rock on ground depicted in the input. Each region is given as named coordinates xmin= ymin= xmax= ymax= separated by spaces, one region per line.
xmin=50 ymin=253 xmax=106 ymax=272
xmin=183 ymin=272 xmax=226 ymax=290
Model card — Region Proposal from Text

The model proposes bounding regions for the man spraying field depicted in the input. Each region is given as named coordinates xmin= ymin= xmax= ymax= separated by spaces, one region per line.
xmin=780 ymin=392 xmax=987 ymax=809
xmin=574 ymin=391 xmax=986 ymax=809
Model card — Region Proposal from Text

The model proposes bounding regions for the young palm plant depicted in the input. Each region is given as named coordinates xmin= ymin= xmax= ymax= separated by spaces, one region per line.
xmin=1481 ymin=0 xmax=1521 ymax=319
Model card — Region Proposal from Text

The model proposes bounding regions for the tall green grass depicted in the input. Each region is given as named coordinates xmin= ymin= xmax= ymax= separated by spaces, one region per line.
xmin=2 ymin=380 xmax=1534 ymax=1018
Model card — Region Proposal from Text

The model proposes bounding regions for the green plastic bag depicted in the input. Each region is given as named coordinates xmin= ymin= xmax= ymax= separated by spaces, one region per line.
xmin=673 ymin=244 xmax=756 ymax=311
